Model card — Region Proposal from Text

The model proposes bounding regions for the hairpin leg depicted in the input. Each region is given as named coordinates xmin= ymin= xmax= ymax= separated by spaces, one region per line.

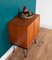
xmin=35 ymin=38 xmax=36 ymax=44
xmin=13 ymin=45 xmax=15 ymax=53
xmin=23 ymin=49 xmax=28 ymax=57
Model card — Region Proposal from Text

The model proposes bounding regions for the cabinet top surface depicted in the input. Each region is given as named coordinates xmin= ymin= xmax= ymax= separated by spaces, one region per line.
xmin=8 ymin=14 xmax=40 ymax=26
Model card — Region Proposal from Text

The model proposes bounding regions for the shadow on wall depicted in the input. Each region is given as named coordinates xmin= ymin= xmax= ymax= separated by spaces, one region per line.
xmin=0 ymin=24 xmax=11 ymax=57
xmin=0 ymin=6 xmax=21 ymax=57
xmin=2 ymin=24 xmax=11 ymax=52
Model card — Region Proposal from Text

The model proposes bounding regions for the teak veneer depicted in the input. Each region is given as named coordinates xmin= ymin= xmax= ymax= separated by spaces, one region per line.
xmin=8 ymin=14 xmax=40 ymax=57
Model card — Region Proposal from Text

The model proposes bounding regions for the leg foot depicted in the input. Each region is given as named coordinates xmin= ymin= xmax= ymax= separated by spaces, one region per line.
xmin=23 ymin=49 xmax=28 ymax=57
xmin=35 ymin=38 xmax=36 ymax=44
xmin=13 ymin=45 xmax=15 ymax=53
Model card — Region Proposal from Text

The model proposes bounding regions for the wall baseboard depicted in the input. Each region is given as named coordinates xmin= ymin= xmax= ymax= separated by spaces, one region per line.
xmin=0 ymin=45 xmax=17 ymax=60
xmin=40 ymin=24 xmax=52 ymax=30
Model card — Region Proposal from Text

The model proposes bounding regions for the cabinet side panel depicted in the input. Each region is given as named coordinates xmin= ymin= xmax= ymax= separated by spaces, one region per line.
xmin=8 ymin=24 xmax=18 ymax=44
xmin=34 ymin=15 xmax=40 ymax=37
xmin=38 ymin=16 xmax=40 ymax=33
xmin=27 ymin=22 xmax=34 ymax=48
xmin=27 ymin=15 xmax=40 ymax=47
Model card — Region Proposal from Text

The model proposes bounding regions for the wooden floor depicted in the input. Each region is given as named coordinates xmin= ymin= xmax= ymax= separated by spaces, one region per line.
xmin=6 ymin=28 xmax=52 ymax=60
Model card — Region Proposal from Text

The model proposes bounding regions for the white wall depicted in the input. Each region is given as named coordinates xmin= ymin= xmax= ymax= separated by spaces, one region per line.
xmin=36 ymin=0 xmax=52 ymax=29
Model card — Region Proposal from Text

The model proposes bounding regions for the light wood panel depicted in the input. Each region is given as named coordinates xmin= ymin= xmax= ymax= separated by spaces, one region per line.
xmin=6 ymin=28 xmax=52 ymax=60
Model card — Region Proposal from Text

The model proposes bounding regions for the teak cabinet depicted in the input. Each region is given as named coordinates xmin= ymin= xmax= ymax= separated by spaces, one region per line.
xmin=8 ymin=14 xmax=40 ymax=49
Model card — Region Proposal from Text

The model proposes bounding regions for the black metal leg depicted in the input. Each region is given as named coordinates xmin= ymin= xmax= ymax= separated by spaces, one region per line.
xmin=23 ymin=49 xmax=28 ymax=57
xmin=13 ymin=45 xmax=15 ymax=53
xmin=12 ymin=44 xmax=28 ymax=57
xmin=35 ymin=38 xmax=36 ymax=44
